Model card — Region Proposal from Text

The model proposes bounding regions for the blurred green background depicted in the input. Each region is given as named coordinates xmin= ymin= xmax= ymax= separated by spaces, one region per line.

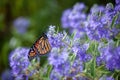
xmin=0 ymin=0 xmax=114 ymax=76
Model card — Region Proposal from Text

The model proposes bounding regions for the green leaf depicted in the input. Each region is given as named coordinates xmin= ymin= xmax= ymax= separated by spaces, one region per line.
xmin=96 ymin=65 xmax=105 ymax=71
xmin=87 ymin=41 xmax=99 ymax=56
xmin=110 ymin=13 xmax=119 ymax=29
xmin=1 ymin=42 xmax=9 ymax=67
xmin=76 ymin=72 xmax=93 ymax=80
xmin=115 ymin=33 xmax=120 ymax=40
xmin=91 ymin=57 xmax=96 ymax=79
xmin=46 ymin=65 xmax=53 ymax=78
xmin=71 ymin=31 xmax=76 ymax=39
xmin=62 ymin=32 xmax=68 ymax=40
xmin=69 ymin=53 xmax=76 ymax=65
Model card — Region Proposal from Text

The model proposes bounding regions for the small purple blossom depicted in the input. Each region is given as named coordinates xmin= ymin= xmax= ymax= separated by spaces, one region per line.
xmin=13 ymin=17 xmax=30 ymax=34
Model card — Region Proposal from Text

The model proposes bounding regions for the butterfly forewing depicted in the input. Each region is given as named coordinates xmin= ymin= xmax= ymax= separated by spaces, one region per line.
xmin=28 ymin=33 xmax=51 ymax=61
xmin=34 ymin=36 xmax=51 ymax=55
xmin=45 ymin=39 xmax=51 ymax=52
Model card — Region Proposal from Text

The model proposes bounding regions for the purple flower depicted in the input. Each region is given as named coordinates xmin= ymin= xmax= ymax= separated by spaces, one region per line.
xmin=61 ymin=9 xmax=71 ymax=28
xmin=115 ymin=0 xmax=120 ymax=5
xmin=49 ymin=33 xmax=64 ymax=47
xmin=105 ymin=3 xmax=117 ymax=22
xmin=85 ymin=3 xmax=120 ymax=41
xmin=99 ymin=76 xmax=114 ymax=80
xmin=54 ymin=61 xmax=71 ymax=76
xmin=85 ymin=5 xmax=114 ymax=41
xmin=106 ymin=77 xmax=114 ymax=80
xmin=115 ymin=0 xmax=120 ymax=13
xmin=73 ymin=45 xmax=92 ymax=62
xmin=90 ymin=5 xmax=105 ymax=14
xmin=98 ymin=45 xmax=120 ymax=70
xmin=73 ymin=3 xmax=85 ymax=11
xmin=71 ymin=59 xmax=83 ymax=75
xmin=1 ymin=69 xmax=13 ymax=80
xmin=47 ymin=26 xmax=69 ymax=48
xmin=50 ymin=70 xmax=61 ymax=80
xmin=96 ymin=56 xmax=102 ymax=66
xmin=61 ymin=2 xmax=87 ymax=32
xmin=115 ymin=4 xmax=120 ymax=12
xmin=9 ymin=47 xmax=30 ymax=79
xmin=61 ymin=1 xmax=120 ymax=42
xmin=47 ymin=25 xmax=56 ymax=36
xmin=48 ymin=48 xmax=69 ymax=68
xmin=50 ymin=61 xmax=71 ymax=79
xmin=13 ymin=17 xmax=30 ymax=34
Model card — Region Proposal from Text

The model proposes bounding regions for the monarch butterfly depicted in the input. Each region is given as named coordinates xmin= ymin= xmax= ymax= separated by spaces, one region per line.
xmin=28 ymin=33 xmax=51 ymax=61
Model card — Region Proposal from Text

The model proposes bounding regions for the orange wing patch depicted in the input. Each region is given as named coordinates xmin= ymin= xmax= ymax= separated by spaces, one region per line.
xmin=34 ymin=36 xmax=51 ymax=55
xmin=28 ymin=33 xmax=51 ymax=61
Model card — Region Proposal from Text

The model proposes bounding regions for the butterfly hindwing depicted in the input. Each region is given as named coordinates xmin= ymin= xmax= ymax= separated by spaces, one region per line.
xmin=28 ymin=46 xmax=37 ymax=61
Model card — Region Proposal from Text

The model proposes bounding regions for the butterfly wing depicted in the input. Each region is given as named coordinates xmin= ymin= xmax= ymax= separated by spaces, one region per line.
xmin=28 ymin=33 xmax=51 ymax=61
xmin=28 ymin=46 xmax=37 ymax=61
xmin=34 ymin=35 xmax=51 ymax=55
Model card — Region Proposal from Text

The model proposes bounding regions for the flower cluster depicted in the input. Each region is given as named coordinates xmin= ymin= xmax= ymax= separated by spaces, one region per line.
xmin=61 ymin=2 xmax=120 ymax=41
xmin=98 ymin=41 xmax=120 ymax=71
xmin=47 ymin=26 xmax=92 ymax=80
xmin=60 ymin=0 xmax=120 ymax=79
xmin=61 ymin=2 xmax=87 ymax=39
xmin=9 ymin=47 xmax=30 ymax=80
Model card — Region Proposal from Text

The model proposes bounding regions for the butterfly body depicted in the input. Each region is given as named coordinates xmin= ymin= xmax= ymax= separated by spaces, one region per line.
xmin=28 ymin=33 xmax=51 ymax=61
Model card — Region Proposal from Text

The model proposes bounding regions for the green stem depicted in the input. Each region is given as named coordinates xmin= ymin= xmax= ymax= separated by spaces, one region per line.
xmin=91 ymin=40 xmax=97 ymax=80
xmin=116 ymin=40 xmax=120 ymax=47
